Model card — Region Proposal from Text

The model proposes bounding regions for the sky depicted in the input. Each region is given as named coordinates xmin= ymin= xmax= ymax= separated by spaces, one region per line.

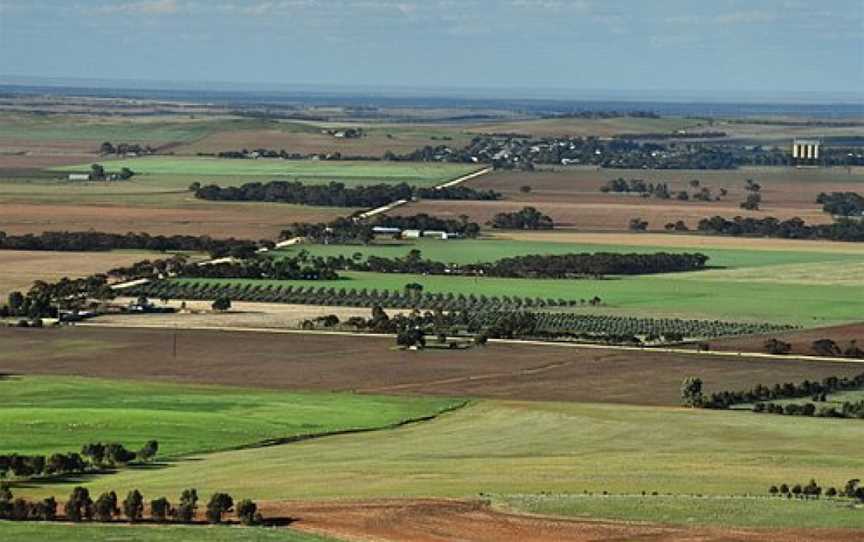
xmin=0 ymin=0 xmax=862 ymax=99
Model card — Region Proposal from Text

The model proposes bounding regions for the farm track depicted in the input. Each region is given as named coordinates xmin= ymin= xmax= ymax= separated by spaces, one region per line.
xmin=270 ymin=498 xmax=864 ymax=542
xmin=76 ymin=322 xmax=864 ymax=365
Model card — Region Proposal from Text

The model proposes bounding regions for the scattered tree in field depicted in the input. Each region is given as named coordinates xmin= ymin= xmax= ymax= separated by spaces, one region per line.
xmin=205 ymin=492 xmax=234 ymax=524
xmin=681 ymin=377 xmax=704 ymax=407
xmin=91 ymin=164 xmax=106 ymax=180
xmin=628 ymin=218 xmax=648 ymax=231
xmin=122 ymin=490 xmax=144 ymax=522
xmin=150 ymin=497 xmax=173 ymax=523
xmin=488 ymin=206 xmax=553 ymax=230
xmin=740 ymin=192 xmax=762 ymax=210
xmin=519 ymin=185 xmax=532 ymax=193
xmin=764 ymin=338 xmax=792 ymax=355
xmin=812 ymin=338 xmax=841 ymax=357
xmin=211 ymin=296 xmax=232 ymax=311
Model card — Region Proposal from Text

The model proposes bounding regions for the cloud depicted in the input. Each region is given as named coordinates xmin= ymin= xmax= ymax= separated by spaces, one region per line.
xmin=91 ymin=0 xmax=180 ymax=15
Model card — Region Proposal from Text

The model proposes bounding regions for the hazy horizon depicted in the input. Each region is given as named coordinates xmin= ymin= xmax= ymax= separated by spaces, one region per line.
xmin=1 ymin=1 xmax=862 ymax=101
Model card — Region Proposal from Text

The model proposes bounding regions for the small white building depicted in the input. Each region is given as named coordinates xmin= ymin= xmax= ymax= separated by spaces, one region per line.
xmin=401 ymin=229 xmax=422 ymax=239
xmin=372 ymin=226 xmax=402 ymax=235
xmin=68 ymin=173 xmax=91 ymax=181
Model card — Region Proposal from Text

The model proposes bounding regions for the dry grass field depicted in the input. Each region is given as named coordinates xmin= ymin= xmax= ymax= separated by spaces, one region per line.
xmin=405 ymin=166 xmax=864 ymax=231
xmin=1 ymin=326 xmax=861 ymax=406
xmin=0 ymin=250 xmax=154 ymax=298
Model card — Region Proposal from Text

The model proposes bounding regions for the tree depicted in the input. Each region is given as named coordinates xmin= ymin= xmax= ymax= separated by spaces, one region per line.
xmin=519 ymin=185 xmax=532 ymax=193
xmin=65 ymin=487 xmax=94 ymax=522
xmin=212 ymin=296 xmax=232 ymax=311
xmin=740 ymin=192 xmax=762 ymax=211
xmin=205 ymin=492 xmax=234 ymax=524
xmin=91 ymin=163 xmax=106 ymax=181
xmin=236 ymin=499 xmax=261 ymax=525
xmin=681 ymin=377 xmax=704 ymax=407
xmin=138 ymin=440 xmax=159 ymax=462
xmin=150 ymin=497 xmax=172 ymax=523
xmin=122 ymin=490 xmax=144 ymax=522
xmin=764 ymin=338 xmax=791 ymax=355
xmin=174 ymin=489 xmax=198 ymax=523
xmin=94 ymin=491 xmax=119 ymax=522
xmin=628 ymin=218 xmax=648 ymax=231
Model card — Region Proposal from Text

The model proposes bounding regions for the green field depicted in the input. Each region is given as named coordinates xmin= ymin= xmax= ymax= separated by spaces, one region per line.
xmin=0 ymin=115 xmax=242 ymax=143
xmin=174 ymin=270 xmax=864 ymax=325
xmin=0 ymin=523 xmax=337 ymax=542
xmin=20 ymin=400 xmax=864 ymax=527
xmin=0 ymin=376 xmax=461 ymax=457
xmin=274 ymin=238 xmax=864 ymax=270
xmin=52 ymin=158 xmax=479 ymax=188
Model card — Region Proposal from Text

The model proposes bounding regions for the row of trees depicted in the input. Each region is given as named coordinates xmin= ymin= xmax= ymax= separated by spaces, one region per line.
xmin=192 ymin=180 xmax=498 ymax=208
xmin=754 ymin=399 xmax=864 ymax=419
xmin=0 ymin=441 xmax=156 ymax=479
xmin=488 ymin=206 xmax=554 ymax=230
xmin=600 ymin=177 xmax=727 ymax=202
xmin=681 ymin=372 xmax=864 ymax=410
xmin=0 ymin=486 xmax=261 ymax=525
xmin=768 ymin=479 xmax=864 ymax=501
xmin=765 ymin=337 xmax=864 ymax=358
xmin=0 ymin=231 xmax=266 ymax=258
xmin=695 ymin=215 xmax=864 ymax=242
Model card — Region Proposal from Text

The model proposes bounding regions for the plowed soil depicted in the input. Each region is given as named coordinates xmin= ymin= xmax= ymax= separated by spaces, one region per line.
xmin=1 ymin=326 xmax=861 ymax=406
xmin=268 ymin=498 xmax=864 ymax=542
xmin=710 ymin=323 xmax=864 ymax=357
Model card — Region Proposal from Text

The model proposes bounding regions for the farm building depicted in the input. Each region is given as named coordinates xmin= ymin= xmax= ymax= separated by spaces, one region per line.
xmin=372 ymin=226 xmax=402 ymax=235
xmin=68 ymin=173 xmax=91 ymax=181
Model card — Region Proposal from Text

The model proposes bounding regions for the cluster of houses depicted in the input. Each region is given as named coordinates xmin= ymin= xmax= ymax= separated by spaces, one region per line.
xmin=371 ymin=226 xmax=461 ymax=240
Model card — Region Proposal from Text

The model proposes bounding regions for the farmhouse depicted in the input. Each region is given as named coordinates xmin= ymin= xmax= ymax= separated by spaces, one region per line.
xmin=68 ymin=173 xmax=91 ymax=181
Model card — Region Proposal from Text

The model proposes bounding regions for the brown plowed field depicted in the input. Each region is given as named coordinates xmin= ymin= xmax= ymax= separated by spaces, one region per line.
xmin=1 ymin=326 xmax=861 ymax=406
xmin=403 ymin=166 xmax=864 ymax=232
xmin=0 ymin=201 xmax=347 ymax=238
xmin=710 ymin=323 xmax=864 ymax=357
xmin=270 ymin=498 xmax=864 ymax=542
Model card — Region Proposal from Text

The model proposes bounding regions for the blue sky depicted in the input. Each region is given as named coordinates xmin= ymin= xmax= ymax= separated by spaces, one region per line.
xmin=0 ymin=0 xmax=861 ymax=98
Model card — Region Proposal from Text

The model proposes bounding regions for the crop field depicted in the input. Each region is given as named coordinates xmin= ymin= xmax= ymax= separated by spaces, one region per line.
xmin=0 ymin=249 xmax=157 ymax=298
xmin=2 ymin=326 xmax=861 ymax=406
xmin=0 ymin=375 xmax=459 ymax=457
xmin=167 ymin=270 xmax=864 ymax=325
xmin=15 ymin=399 xmax=864 ymax=529
xmin=52 ymin=157 xmax=479 ymax=188
xmin=404 ymin=166 xmax=864 ymax=232
xmin=709 ymin=322 xmax=864 ymax=356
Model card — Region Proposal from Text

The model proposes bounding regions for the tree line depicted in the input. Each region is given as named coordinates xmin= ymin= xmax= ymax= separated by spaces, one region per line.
xmin=0 ymin=231 xmax=266 ymax=259
xmin=192 ymin=180 xmax=499 ymax=207
xmin=681 ymin=372 xmax=864 ymax=412
xmin=0 ymin=485 xmax=262 ymax=526
xmin=0 ymin=440 xmax=157 ymax=480
xmin=600 ymin=177 xmax=727 ymax=202
xmin=817 ymin=192 xmax=864 ymax=217
xmin=695 ymin=216 xmax=864 ymax=242
xmin=767 ymin=478 xmax=864 ymax=501
xmin=488 ymin=207 xmax=554 ymax=230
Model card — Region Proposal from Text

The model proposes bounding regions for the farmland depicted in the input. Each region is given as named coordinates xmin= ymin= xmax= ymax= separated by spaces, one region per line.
xmin=52 ymin=158 xmax=480 ymax=188
xmin=0 ymin=375 xmax=460 ymax=457
xmin=0 ymin=249 xmax=156 ymax=298
xmin=14 ymin=399 xmax=864 ymax=530
xmin=405 ymin=166 xmax=864 ymax=232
